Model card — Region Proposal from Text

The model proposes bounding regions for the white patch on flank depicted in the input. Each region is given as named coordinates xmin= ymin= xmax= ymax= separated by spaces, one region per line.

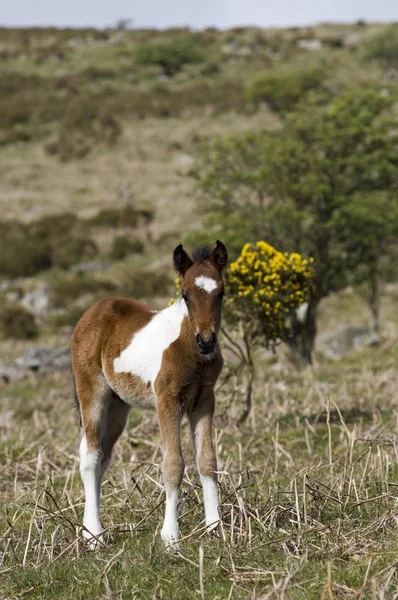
xmin=195 ymin=276 xmax=218 ymax=293
xmin=161 ymin=488 xmax=179 ymax=550
xmin=79 ymin=435 xmax=103 ymax=546
xmin=201 ymin=475 xmax=220 ymax=530
xmin=296 ymin=302 xmax=309 ymax=324
xmin=114 ymin=298 xmax=188 ymax=384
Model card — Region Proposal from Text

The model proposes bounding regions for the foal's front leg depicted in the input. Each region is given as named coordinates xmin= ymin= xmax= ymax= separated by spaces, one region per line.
xmin=157 ymin=396 xmax=184 ymax=550
xmin=188 ymin=390 xmax=220 ymax=532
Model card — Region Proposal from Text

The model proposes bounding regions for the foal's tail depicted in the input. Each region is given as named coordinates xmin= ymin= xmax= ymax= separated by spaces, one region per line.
xmin=72 ymin=371 xmax=82 ymax=428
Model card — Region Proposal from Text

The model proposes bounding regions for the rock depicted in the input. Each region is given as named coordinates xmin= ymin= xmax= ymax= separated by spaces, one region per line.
xmin=14 ymin=346 xmax=71 ymax=372
xmin=174 ymin=153 xmax=194 ymax=170
xmin=221 ymin=42 xmax=238 ymax=56
xmin=221 ymin=43 xmax=253 ymax=57
xmin=319 ymin=326 xmax=372 ymax=360
xmin=235 ymin=46 xmax=252 ymax=58
xmin=343 ymin=33 xmax=362 ymax=46
xmin=297 ymin=39 xmax=322 ymax=51
xmin=21 ymin=285 xmax=51 ymax=317
xmin=0 ymin=361 xmax=22 ymax=383
xmin=70 ymin=260 xmax=109 ymax=274
xmin=0 ymin=346 xmax=71 ymax=383
xmin=5 ymin=290 xmax=22 ymax=304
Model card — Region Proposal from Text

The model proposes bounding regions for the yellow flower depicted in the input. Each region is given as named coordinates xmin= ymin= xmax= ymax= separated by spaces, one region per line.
xmin=226 ymin=240 xmax=315 ymax=340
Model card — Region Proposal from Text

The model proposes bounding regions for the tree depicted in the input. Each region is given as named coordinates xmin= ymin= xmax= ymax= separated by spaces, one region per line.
xmin=192 ymin=89 xmax=398 ymax=361
xmin=190 ymin=132 xmax=268 ymax=255
xmin=331 ymin=192 xmax=398 ymax=339
xmin=364 ymin=25 xmax=398 ymax=66
xmin=135 ymin=34 xmax=203 ymax=77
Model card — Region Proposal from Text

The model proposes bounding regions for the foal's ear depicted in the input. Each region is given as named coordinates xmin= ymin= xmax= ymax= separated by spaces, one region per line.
xmin=210 ymin=240 xmax=228 ymax=272
xmin=173 ymin=244 xmax=193 ymax=275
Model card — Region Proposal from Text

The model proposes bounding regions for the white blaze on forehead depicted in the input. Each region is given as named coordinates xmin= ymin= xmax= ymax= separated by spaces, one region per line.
xmin=195 ymin=276 xmax=218 ymax=293
xmin=114 ymin=299 xmax=188 ymax=384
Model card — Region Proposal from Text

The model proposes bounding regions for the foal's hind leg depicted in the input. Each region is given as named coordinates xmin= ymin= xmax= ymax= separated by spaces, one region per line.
xmin=100 ymin=393 xmax=131 ymax=481
xmin=77 ymin=380 xmax=130 ymax=547
xmin=77 ymin=376 xmax=112 ymax=546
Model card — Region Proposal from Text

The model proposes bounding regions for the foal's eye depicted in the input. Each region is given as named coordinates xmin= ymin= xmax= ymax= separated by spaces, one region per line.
xmin=182 ymin=292 xmax=189 ymax=305
xmin=217 ymin=290 xmax=225 ymax=301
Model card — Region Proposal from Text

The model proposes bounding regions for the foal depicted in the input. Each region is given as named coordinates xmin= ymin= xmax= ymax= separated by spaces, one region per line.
xmin=71 ymin=241 xmax=228 ymax=549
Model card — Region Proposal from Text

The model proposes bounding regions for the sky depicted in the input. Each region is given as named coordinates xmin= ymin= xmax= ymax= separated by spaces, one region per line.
xmin=1 ymin=0 xmax=397 ymax=29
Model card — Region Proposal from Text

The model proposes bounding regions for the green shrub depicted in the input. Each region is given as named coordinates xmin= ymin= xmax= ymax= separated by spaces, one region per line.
xmin=45 ymin=100 xmax=122 ymax=161
xmin=29 ymin=213 xmax=98 ymax=269
xmin=79 ymin=67 xmax=116 ymax=81
xmin=0 ymin=304 xmax=38 ymax=339
xmin=0 ymin=221 xmax=52 ymax=278
xmin=247 ymin=68 xmax=325 ymax=112
xmin=120 ymin=270 xmax=172 ymax=298
xmin=110 ymin=236 xmax=145 ymax=260
xmin=322 ymin=36 xmax=344 ymax=49
xmin=0 ymin=72 xmax=43 ymax=95
xmin=48 ymin=306 xmax=88 ymax=330
xmin=51 ymin=274 xmax=117 ymax=309
xmin=200 ymin=62 xmax=221 ymax=76
xmin=88 ymin=206 xmax=154 ymax=228
xmin=135 ymin=34 xmax=204 ymax=76
xmin=365 ymin=25 xmax=398 ymax=65
xmin=0 ymin=72 xmax=63 ymax=146
xmin=0 ymin=214 xmax=98 ymax=278
xmin=45 ymin=131 xmax=91 ymax=161
xmin=50 ymin=270 xmax=170 ymax=321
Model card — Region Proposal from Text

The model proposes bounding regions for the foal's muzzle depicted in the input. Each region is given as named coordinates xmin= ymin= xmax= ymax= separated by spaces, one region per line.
xmin=195 ymin=332 xmax=217 ymax=355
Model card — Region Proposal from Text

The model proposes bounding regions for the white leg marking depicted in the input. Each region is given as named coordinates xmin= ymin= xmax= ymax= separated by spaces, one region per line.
xmin=161 ymin=488 xmax=179 ymax=551
xmin=201 ymin=476 xmax=220 ymax=531
xmin=80 ymin=436 xmax=103 ymax=547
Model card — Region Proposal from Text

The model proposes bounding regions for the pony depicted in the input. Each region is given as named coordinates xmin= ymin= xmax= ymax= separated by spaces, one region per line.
xmin=71 ymin=240 xmax=228 ymax=550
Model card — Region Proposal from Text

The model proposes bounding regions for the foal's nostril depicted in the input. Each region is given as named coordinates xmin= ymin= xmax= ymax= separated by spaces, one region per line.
xmin=196 ymin=332 xmax=217 ymax=353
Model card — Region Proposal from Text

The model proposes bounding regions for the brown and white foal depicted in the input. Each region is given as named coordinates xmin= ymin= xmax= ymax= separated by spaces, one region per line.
xmin=71 ymin=241 xmax=228 ymax=549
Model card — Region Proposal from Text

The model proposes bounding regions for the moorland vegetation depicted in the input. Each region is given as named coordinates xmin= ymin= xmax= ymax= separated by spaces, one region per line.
xmin=1 ymin=21 xmax=398 ymax=598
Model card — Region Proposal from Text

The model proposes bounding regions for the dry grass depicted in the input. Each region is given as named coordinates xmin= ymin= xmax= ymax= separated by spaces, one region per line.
xmin=1 ymin=292 xmax=398 ymax=599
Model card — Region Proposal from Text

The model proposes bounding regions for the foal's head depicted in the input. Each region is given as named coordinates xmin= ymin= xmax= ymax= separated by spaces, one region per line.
xmin=174 ymin=241 xmax=228 ymax=357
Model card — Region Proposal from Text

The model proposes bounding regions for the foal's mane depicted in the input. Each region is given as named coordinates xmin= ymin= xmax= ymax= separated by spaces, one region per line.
xmin=192 ymin=246 xmax=212 ymax=263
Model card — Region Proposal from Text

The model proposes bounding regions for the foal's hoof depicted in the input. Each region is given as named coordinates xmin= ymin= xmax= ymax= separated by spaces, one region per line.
xmin=161 ymin=529 xmax=180 ymax=554
xmin=83 ymin=528 xmax=104 ymax=550
xmin=206 ymin=518 xmax=220 ymax=536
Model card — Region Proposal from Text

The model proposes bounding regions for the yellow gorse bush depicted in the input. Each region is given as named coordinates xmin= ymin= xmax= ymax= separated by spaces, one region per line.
xmin=169 ymin=277 xmax=182 ymax=306
xmin=227 ymin=241 xmax=314 ymax=342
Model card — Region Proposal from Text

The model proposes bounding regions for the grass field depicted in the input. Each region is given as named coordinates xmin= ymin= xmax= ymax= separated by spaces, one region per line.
xmin=1 ymin=288 xmax=398 ymax=599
